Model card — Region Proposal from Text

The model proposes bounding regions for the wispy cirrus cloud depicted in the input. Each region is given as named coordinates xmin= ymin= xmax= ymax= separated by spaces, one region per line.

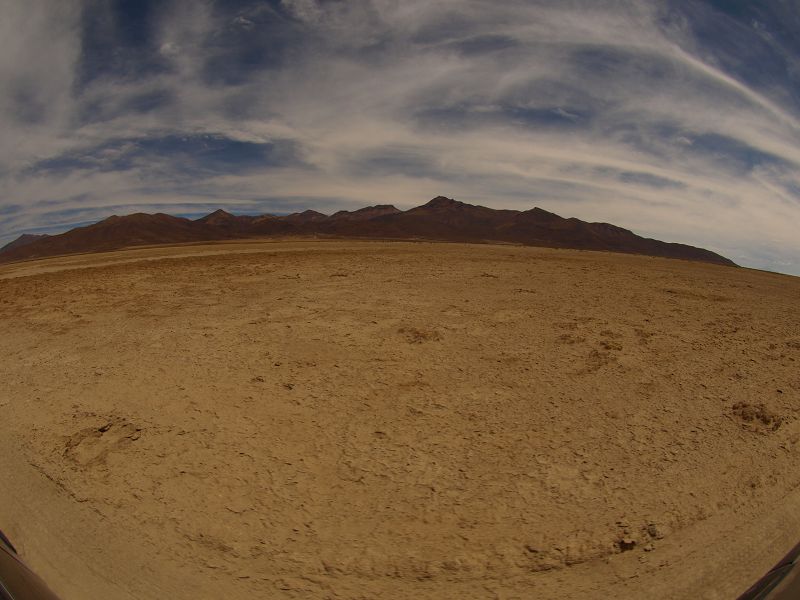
xmin=1 ymin=0 xmax=799 ymax=274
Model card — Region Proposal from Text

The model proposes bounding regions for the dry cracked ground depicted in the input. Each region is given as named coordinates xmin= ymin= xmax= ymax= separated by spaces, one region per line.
xmin=1 ymin=239 xmax=799 ymax=599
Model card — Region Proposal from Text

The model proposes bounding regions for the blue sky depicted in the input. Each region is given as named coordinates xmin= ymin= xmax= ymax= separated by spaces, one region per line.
xmin=1 ymin=1 xmax=799 ymax=274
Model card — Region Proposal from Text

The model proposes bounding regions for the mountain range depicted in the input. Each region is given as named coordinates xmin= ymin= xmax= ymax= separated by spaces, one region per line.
xmin=0 ymin=197 xmax=736 ymax=266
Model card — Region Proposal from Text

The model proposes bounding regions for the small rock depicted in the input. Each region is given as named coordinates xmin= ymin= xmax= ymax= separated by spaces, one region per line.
xmin=646 ymin=523 xmax=664 ymax=539
xmin=618 ymin=538 xmax=636 ymax=552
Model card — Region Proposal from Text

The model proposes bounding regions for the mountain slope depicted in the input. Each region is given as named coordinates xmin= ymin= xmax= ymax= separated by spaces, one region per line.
xmin=0 ymin=214 xmax=228 ymax=262
xmin=0 ymin=197 xmax=736 ymax=266
xmin=0 ymin=233 xmax=50 ymax=253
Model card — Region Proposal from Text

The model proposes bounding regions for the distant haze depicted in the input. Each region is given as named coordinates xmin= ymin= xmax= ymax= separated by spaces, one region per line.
xmin=1 ymin=1 xmax=799 ymax=275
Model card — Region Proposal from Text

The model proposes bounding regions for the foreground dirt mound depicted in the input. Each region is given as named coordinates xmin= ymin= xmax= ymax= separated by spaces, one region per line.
xmin=0 ymin=240 xmax=797 ymax=599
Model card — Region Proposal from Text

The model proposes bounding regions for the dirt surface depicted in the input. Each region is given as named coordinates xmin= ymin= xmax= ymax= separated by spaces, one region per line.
xmin=1 ymin=239 xmax=799 ymax=599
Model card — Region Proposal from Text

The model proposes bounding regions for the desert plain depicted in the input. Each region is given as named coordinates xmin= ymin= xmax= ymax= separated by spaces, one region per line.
xmin=1 ymin=239 xmax=799 ymax=599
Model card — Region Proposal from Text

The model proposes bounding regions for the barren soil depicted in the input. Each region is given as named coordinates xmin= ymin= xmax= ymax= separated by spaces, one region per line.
xmin=1 ymin=240 xmax=799 ymax=599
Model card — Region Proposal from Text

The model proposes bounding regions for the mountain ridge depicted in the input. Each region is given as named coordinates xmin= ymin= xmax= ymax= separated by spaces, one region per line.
xmin=0 ymin=233 xmax=50 ymax=253
xmin=0 ymin=196 xmax=736 ymax=266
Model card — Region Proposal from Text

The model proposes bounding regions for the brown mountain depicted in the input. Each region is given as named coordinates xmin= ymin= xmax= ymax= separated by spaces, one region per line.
xmin=327 ymin=205 xmax=402 ymax=222
xmin=0 ymin=213 xmax=229 ymax=262
xmin=0 ymin=233 xmax=50 ymax=253
xmin=0 ymin=197 xmax=736 ymax=266
xmin=282 ymin=209 xmax=330 ymax=224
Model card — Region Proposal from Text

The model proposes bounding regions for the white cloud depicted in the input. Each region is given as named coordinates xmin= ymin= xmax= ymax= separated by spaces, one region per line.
xmin=1 ymin=0 xmax=799 ymax=275
xmin=159 ymin=42 xmax=179 ymax=56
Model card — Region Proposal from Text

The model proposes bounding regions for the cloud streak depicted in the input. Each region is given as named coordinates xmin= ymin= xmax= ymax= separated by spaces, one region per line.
xmin=1 ymin=0 xmax=799 ymax=274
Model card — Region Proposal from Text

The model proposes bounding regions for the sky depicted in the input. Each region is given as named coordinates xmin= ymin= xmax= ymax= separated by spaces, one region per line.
xmin=1 ymin=0 xmax=799 ymax=274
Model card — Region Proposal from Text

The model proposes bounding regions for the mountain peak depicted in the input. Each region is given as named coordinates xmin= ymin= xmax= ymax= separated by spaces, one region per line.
xmin=197 ymin=209 xmax=235 ymax=223
xmin=423 ymin=196 xmax=461 ymax=209
xmin=283 ymin=209 xmax=327 ymax=222
xmin=329 ymin=205 xmax=402 ymax=221
xmin=0 ymin=233 xmax=49 ymax=254
xmin=361 ymin=204 xmax=400 ymax=214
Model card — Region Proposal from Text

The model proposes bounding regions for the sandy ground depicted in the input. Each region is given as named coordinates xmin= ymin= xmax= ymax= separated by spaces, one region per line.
xmin=1 ymin=239 xmax=799 ymax=600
